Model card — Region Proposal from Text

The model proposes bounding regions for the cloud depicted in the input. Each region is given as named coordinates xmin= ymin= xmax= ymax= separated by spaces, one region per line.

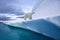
xmin=0 ymin=16 xmax=10 ymax=21
xmin=0 ymin=0 xmax=24 ymax=15
xmin=19 ymin=0 xmax=38 ymax=13
xmin=0 ymin=0 xmax=38 ymax=21
xmin=0 ymin=14 xmax=17 ymax=21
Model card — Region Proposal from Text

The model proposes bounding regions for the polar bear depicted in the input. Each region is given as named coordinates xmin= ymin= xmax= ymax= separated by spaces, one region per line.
xmin=24 ymin=13 xmax=32 ymax=20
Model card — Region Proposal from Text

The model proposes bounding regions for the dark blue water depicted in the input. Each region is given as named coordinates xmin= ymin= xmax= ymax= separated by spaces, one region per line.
xmin=0 ymin=22 xmax=54 ymax=40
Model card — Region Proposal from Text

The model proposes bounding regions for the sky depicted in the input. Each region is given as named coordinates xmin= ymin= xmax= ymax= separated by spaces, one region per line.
xmin=19 ymin=0 xmax=38 ymax=13
xmin=0 ymin=0 xmax=60 ymax=22
xmin=0 ymin=0 xmax=38 ymax=14
xmin=0 ymin=0 xmax=38 ymax=21
xmin=33 ymin=0 xmax=60 ymax=19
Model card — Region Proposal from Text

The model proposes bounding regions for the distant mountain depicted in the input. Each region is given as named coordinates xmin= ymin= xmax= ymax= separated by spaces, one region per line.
xmin=0 ymin=22 xmax=54 ymax=40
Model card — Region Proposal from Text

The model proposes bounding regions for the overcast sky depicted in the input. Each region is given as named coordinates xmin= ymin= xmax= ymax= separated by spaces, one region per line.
xmin=0 ymin=0 xmax=38 ymax=21
xmin=0 ymin=0 xmax=60 ymax=21
xmin=0 ymin=0 xmax=38 ymax=14
xmin=33 ymin=0 xmax=60 ymax=19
